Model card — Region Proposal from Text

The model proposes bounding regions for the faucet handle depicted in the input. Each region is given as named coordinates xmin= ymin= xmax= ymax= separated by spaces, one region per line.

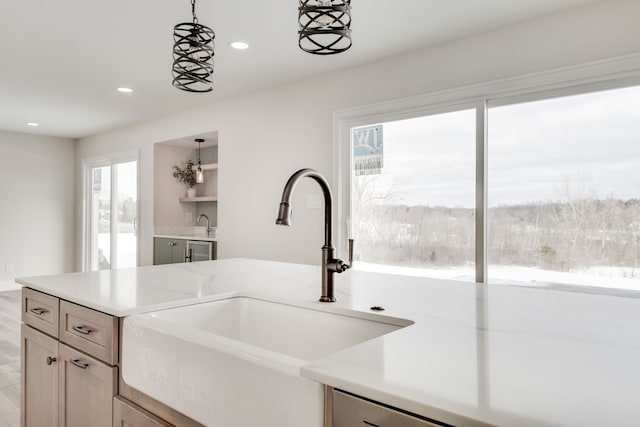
xmin=338 ymin=239 xmax=354 ymax=272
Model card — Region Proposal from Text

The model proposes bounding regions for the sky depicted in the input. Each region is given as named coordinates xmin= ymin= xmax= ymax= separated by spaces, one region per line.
xmin=354 ymin=84 xmax=640 ymax=208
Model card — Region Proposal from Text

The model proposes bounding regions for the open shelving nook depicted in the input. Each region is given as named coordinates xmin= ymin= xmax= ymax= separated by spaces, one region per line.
xmin=153 ymin=131 xmax=219 ymax=234
xmin=179 ymin=162 xmax=218 ymax=203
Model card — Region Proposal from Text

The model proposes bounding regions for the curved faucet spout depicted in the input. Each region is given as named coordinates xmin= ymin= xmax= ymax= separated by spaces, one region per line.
xmin=275 ymin=168 xmax=352 ymax=302
xmin=276 ymin=168 xmax=333 ymax=247
xmin=197 ymin=214 xmax=211 ymax=236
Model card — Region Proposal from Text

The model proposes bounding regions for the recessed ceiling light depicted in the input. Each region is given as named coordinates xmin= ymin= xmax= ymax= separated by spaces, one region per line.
xmin=27 ymin=122 xmax=39 ymax=127
xmin=117 ymin=87 xmax=133 ymax=93
xmin=229 ymin=41 xmax=249 ymax=50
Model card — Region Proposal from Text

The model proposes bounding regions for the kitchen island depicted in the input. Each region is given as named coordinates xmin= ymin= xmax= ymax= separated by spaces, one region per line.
xmin=17 ymin=258 xmax=640 ymax=426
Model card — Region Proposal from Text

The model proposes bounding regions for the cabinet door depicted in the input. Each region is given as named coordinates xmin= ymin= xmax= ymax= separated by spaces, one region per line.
xmin=153 ymin=238 xmax=174 ymax=265
xmin=58 ymin=343 xmax=116 ymax=427
xmin=154 ymin=238 xmax=187 ymax=264
xmin=21 ymin=324 xmax=59 ymax=427
xmin=172 ymin=239 xmax=187 ymax=263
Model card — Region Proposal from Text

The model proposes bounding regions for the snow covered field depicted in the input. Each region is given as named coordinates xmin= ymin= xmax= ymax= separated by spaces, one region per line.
xmin=356 ymin=262 xmax=640 ymax=292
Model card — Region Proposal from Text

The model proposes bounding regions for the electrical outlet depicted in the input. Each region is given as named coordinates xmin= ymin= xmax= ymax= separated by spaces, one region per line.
xmin=5 ymin=264 xmax=14 ymax=274
xmin=186 ymin=212 xmax=193 ymax=223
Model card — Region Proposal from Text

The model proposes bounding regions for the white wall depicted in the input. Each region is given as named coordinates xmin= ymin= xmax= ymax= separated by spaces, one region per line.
xmin=153 ymin=144 xmax=196 ymax=228
xmin=0 ymin=130 xmax=76 ymax=280
xmin=75 ymin=0 xmax=640 ymax=268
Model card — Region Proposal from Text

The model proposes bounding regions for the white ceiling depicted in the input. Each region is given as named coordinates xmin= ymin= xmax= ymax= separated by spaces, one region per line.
xmin=0 ymin=0 xmax=598 ymax=139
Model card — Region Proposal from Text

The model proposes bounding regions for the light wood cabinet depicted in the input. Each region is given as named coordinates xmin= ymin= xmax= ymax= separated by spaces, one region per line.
xmin=21 ymin=324 xmax=59 ymax=427
xmin=22 ymin=287 xmax=59 ymax=338
xmin=21 ymin=289 xmax=117 ymax=427
xmin=113 ymin=396 xmax=174 ymax=427
xmin=58 ymin=343 xmax=116 ymax=427
xmin=21 ymin=287 xmax=200 ymax=427
xmin=59 ymin=300 xmax=118 ymax=365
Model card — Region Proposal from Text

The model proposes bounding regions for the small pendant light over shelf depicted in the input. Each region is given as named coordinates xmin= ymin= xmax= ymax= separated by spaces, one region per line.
xmin=298 ymin=0 xmax=352 ymax=55
xmin=172 ymin=0 xmax=215 ymax=93
xmin=195 ymin=138 xmax=204 ymax=184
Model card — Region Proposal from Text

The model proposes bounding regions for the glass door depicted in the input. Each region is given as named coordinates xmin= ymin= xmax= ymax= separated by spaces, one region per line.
xmin=85 ymin=156 xmax=138 ymax=271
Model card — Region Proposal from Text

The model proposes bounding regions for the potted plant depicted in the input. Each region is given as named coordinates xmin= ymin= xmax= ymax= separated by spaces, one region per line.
xmin=173 ymin=160 xmax=199 ymax=198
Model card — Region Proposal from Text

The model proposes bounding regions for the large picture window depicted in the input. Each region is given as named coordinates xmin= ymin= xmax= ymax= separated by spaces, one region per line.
xmin=351 ymin=110 xmax=476 ymax=280
xmin=488 ymin=86 xmax=640 ymax=289
xmin=346 ymin=78 xmax=640 ymax=293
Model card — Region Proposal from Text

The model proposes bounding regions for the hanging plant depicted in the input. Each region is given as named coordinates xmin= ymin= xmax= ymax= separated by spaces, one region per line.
xmin=173 ymin=160 xmax=199 ymax=188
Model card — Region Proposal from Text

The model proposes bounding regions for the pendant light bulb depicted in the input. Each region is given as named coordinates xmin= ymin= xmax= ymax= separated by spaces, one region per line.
xmin=196 ymin=165 xmax=204 ymax=184
xmin=196 ymin=138 xmax=205 ymax=184
xmin=314 ymin=0 xmax=335 ymax=27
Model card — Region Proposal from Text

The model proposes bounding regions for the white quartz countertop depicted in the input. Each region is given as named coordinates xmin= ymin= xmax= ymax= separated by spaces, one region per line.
xmin=17 ymin=259 xmax=640 ymax=427
xmin=154 ymin=234 xmax=217 ymax=242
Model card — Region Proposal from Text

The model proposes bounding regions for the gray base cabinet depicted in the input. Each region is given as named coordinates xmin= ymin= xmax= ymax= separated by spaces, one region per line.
xmin=153 ymin=238 xmax=187 ymax=265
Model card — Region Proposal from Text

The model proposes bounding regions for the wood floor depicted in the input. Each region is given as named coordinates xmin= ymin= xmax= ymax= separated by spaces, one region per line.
xmin=0 ymin=290 xmax=20 ymax=427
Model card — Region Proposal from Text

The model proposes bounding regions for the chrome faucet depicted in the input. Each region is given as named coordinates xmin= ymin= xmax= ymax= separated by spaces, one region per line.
xmin=197 ymin=214 xmax=211 ymax=236
xmin=276 ymin=168 xmax=353 ymax=302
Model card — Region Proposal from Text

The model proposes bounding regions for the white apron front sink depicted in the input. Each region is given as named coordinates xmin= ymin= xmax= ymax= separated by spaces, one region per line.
xmin=122 ymin=296 xmax=411 ymax=427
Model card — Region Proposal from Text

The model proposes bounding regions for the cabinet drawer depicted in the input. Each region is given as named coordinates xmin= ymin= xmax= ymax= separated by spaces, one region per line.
xmin=59 ymin=301 xmax=118 ymax=365
xmin=22 ymin=288 xmax=59 ymax=338
xmin=58 ymin=343 xmax=116 ymax=427
xmin=332 ymin=389 xmax=446 ymax=427
xmin=113 ymin=396 xmax=174 ymax=427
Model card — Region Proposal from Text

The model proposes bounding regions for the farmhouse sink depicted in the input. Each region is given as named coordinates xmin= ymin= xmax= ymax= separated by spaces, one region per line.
xmin=122 ymin=296 xmax=411 ymax=427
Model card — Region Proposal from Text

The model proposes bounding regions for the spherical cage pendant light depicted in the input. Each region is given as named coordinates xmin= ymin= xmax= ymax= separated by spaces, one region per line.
xmin=172 ymin=0 xmax=215 ymax=93
xmin=298 ymin=0 xmax=352 ymax=55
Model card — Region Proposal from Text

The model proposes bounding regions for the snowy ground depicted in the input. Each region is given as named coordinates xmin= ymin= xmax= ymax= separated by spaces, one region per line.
xmin=356 ymin=262 xmax=640 ymax=292
xmin=97 ymin=233 xmax=137 ymax=269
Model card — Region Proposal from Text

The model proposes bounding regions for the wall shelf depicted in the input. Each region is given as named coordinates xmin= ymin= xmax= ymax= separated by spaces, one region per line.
xmin=180 ymin=163 xmax=218 ymax=203
xmin=192 ymin=163 xmax=218 ymax=171
xmin=179 ymin=196 xmax=217 ymax=203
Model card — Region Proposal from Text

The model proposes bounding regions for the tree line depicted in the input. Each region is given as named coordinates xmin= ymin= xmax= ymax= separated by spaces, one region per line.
xmin=354 ymin=198 xmax=640 ymax=275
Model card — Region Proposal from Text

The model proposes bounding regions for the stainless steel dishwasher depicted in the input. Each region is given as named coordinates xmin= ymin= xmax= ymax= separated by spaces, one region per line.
xmin=185 ymin=240 xmax=216 ymax=262
xmin=331 ymin=389 xmax=452 ymax=427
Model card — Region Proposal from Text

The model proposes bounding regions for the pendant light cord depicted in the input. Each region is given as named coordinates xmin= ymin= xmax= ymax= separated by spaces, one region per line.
xmin=191 ymin=0 xmax=198 ymax=24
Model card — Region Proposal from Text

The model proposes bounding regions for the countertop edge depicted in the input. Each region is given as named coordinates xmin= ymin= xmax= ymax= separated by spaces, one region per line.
xmin=154 ymin=234 xmax=217 ymax=242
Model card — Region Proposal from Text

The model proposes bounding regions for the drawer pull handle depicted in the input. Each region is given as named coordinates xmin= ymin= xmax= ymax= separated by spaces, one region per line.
xmin=70 ymin=359 xmax=89 ymax=369
xmin=30 ymin=308 xmax=47 ymax=316
xmin=363 ymin=422 xmax=380 ymax=427
xmin=72 ymin=325 xmax=92 ymax=335
xmin=46 ymin=356 xmax=57 ymax=366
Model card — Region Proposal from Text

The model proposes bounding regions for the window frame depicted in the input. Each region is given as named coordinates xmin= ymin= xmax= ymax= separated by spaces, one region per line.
xmin=334 ymin=53 xmax=640 ymax=285
xmin=81 ymin=150 xmax=140 ymax=272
